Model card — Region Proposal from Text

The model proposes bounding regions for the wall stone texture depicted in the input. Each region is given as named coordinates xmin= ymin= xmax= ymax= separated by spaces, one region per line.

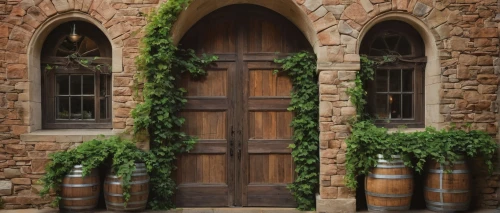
xmin=0 ymin=0 xmax=499 ymax=211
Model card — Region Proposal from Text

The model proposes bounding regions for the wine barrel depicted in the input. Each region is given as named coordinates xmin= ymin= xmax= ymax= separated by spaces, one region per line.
xmin=60 ymin=165 xmax=100 ymax=210
xmin=104 ymin=163 xmax=149 ymax=211
xmin=365 ymin=155 xmax=413 ymax=211
xmin=424 ymin=156 xmax=470 ymax=212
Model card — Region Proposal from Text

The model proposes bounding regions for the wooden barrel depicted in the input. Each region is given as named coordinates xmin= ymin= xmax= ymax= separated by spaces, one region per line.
xmin=424 ymin=156 xmax=470 ymax=212
xmin=365 ymin=155 xmax=413 ymax=211
xmin=104 ymin=163 xmax=149 ymax=211
xmin=60 ymin=165 xmax=100 ymax=210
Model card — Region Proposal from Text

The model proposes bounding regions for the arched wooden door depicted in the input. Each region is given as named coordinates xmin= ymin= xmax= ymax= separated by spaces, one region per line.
xmin=176 ymin=5 xmax=312 ymax=207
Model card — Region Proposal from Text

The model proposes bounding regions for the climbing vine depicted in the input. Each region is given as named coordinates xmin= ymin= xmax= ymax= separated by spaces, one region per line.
xmin=132 ymin=0 xmax=217 ymax=209
xmin=274 ymin=51 xmax=319 ymax=211
xmin=344 ymin=55 xmax=498 ymax=190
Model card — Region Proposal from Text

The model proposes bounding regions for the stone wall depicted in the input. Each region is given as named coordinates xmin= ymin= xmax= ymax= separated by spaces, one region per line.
xmin=0 ymin=0 xmax=499 ymax=211
xmin=0 ymin=0 xmax=154 ymax=209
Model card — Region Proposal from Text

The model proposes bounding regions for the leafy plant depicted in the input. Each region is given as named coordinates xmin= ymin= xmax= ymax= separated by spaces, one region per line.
xmin=132 ymin=0 xmax=218 ymax=209
xmin=44 ymin=54 xmax=111 ymax=73
xmin=345 ymin=55 xmax=498 ymax=190
xmin=39 ymin=136 xmax=153 ymax=207
xmin=274 ymin=51 xmax=319 ymax=211
xmin=346 ymin=55 xmax=394 ymax=121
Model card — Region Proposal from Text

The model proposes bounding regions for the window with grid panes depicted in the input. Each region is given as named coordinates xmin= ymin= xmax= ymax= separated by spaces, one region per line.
xmin=41 ymin=21 xmax=112 ymax=129
xmin=360 ymin=21 xmax=426 ymax=127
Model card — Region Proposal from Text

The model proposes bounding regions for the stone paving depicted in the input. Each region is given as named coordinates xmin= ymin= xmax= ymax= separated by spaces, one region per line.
xmin=0 ymin=208 xmax=499 ymax=213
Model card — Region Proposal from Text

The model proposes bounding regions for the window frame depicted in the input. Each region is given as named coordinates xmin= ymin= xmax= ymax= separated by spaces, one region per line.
xmin=360 ymin=21 xmax=426 ymax=128
xmin=41 ymin=22 xmax=112 ymax=129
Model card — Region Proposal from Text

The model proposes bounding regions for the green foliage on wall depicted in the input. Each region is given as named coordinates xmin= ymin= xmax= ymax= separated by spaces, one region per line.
xmin=131 ymin=0 xmax=217 ymax=209
xmin=345 ymin=56 xmax=498 ymax=190
xmin=39 ymin=136 xmax=153 ymax=207
xmin=274 ymin=51 xmax=319 ymax=211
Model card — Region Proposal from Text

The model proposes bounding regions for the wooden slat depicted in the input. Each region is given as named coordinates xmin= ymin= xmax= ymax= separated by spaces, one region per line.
xmin=243 ymin=53 xmax=289 ymax=62
xmin=184 ymin=99 xmax=229 ymax=110
xmin=189 ymin=140 xmax=227 ymax=154
xmin=246 ymin=184 xmax=296 ymax=207
xmin=248 ymin=98 xmax=290 ymax=110
xmin=176 ymin=185 xmax=229 ymax=207
xmin=248 ymin=140 xmax=293 ymax=153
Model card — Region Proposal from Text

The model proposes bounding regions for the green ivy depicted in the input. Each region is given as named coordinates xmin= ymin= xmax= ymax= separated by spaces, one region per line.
xmin=39 ymin=136 xmax=153 ymax=207
xmin=274 ymin=51 xmax=319 ymax=211
xmin=345 ymin=56 xmax=498 ymax=190
xmin=132 ymin=0 xmax=217 ymax=209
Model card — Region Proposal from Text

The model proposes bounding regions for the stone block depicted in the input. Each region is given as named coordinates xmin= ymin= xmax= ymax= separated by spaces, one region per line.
xmin=470 ymin=28 xmax=497 ymax=38
xmin=316 ymin=194 xmax=355 ymax=213
xmin=413 ymin=2 xmax=431 ymax=17
xmin=11 ymin=178 xmax=31 ymax=185
xmin=318 ymin=26 xmax=340 ymax=45
xmin=38 ymin=0 xmax=58 ymax=16
xmin=0 ymin=180 xmax=13 ymax=195
xmin=5 ymin=144 xmax=25 ymax=154
xmin=458 ymin=54 xmax=477 ymax=66
xmin=330 ymin=175 xmax=345 ymax=187
xmin=477 ymin=74 xmax=499 ymax=85
xmin=303 ymin=0 xmax=322 ymax=11
xmin=478 ymin=85 xmax=497 ymax=94
xmin=320 ymin=102 xmax=333 ymax=117
xmin=31 ymin=159 xmax=50 ymax=174
xmin=34 ymin=142 xmax=59 ymax=151
xmin=342 ymin=3 xmax=368 ymax=24
xmin=314 ymin=12 xmax=337 ymax=32
xmin=4 ymin=168 xmax=21 ymax=178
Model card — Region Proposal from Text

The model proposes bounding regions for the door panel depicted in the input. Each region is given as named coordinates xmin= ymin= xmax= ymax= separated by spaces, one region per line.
xmin=242 ymin=64 xmax=295 ymax=207
xmin=176 ymin=62 xmax=235 ymax=207
xmin=176 ymin=5 xmax=311 ymax=207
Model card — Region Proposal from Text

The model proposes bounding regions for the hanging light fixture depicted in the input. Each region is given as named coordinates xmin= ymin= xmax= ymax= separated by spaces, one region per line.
xmin=67 ymin=23 xmax=82 ymax=43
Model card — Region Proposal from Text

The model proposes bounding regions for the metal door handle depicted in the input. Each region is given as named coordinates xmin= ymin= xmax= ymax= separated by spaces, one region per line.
xmin=230 ymin=148 xmax=234 ymax=157
xmin=237 ymin=149 xmax=241 ymax=160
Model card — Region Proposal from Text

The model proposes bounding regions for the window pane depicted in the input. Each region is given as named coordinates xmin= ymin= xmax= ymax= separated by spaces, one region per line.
xmin=402 ymin=94 xmax=413 ymax=119
xmin=390 ymin=94 xmax=401 ymax=119
xmin=384 ymin=35 xmax=399 ymax=51
xmin=376 ymin=70 xmax=388 ymax=92
xmin=83 ymin=97 xmax=95 ymax=119
xmin=375 ymin=94 xmax=388 ymax=119
xmin=389 ymin=70 xmax=401 ymax=92
xmin=397 ymin=37 xmax=412 ymax=55
xmin=70 ymin=97 xmax=82 ymax=119
xmin=56 ymin=97 xmax=69 ymax=119
xmin=82 ymin=75 xmax=94 ymax=95
xmin=100 ymin=74 xmax=109 ymax=96
xmin=370 ymin=38 xmax=386 ymax=56
xmin=56 ymin=75 xmax=69 ymax=95
xmin=70 ymin=75 xmax=82 ymax=95
xmin=402 ymin=70 xmax=413 ymax=92
xmin=100 ymin=98 xmax=108 ymax=119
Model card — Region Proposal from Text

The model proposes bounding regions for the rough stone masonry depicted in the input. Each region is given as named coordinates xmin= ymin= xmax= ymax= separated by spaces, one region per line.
xmin=0 ymin=0 xmax=499 ymax=212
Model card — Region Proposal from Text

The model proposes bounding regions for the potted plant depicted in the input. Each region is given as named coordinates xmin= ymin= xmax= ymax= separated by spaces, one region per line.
xmin=346 ymin=120 xmax=415 ymax=211
xmin=39 ymin=136 xmax=153 ymax=211
xmin=410 ymin=126 xmax=497 ymax=212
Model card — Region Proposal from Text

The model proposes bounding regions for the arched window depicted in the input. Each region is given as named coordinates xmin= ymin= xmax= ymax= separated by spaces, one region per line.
xmin=41 ymin=21 xmax=112 ymax=129
xmin=360 ymin=21 xmax=426 ymax=127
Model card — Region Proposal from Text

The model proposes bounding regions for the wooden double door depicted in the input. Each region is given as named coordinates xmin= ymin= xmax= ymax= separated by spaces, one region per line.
xmin=175 ymin=5 xmax=311 ymax=207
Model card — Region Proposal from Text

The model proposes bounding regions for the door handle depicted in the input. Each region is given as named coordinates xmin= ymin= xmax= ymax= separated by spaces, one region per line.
xmin=237 ymin=149 xmax=241 ymax=160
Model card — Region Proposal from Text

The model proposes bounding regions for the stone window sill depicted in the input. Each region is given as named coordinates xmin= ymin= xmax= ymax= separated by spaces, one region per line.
xmin=21 ymin=129 xmax=124 ymax=143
